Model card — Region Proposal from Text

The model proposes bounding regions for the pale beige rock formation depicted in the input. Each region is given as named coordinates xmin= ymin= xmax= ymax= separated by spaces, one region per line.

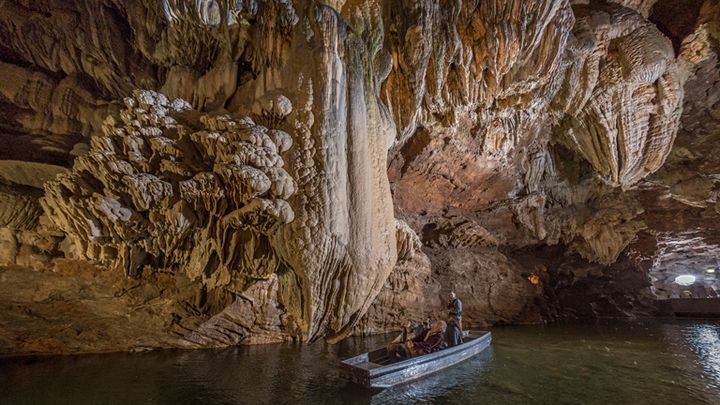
xmin=42 ymin=90 xmax=294 ymax=285
xmin=383 ymin=0 xmax=575 ymax=152
xmin=553 ymin=3 xmax=685 ymax=189
xmin=179 ymin=278 xmax=291 ymax=347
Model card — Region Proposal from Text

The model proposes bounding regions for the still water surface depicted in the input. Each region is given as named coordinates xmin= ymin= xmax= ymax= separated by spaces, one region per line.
xmin=1 ymin=320 xmax=719 ymax=404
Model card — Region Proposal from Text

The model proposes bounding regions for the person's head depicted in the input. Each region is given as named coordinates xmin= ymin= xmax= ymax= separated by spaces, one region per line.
xmin=431 ymin=320 xmax=447 ymax=334
xmin=449 ymin=290 xmax=456 ymax=300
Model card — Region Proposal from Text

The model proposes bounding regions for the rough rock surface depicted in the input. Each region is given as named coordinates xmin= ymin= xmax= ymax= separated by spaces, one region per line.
xmin=0 ymin=0 xmax=718 ymax=355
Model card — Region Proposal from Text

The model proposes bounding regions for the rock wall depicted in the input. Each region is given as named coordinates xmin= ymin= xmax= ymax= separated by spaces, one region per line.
xmin=0 ymin=0 xmax=719 ymax=355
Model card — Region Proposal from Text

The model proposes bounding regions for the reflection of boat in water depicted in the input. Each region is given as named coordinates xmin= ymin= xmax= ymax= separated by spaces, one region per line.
xmin=369 ymin=346 xmax=494 ymax=405
xmin=339 ymin=330 xmax=492 ymax=389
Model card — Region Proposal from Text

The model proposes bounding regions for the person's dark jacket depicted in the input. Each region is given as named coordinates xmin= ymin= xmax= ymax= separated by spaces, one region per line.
xmin=413 ymin=323 xmax=426 ymax=338
xmin=448 ymin=297 xmax=462 ymax=318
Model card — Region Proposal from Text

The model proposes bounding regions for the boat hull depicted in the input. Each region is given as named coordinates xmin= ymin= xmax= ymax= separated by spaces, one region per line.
xmin=340 ymin=330 xmax=492 ymax=389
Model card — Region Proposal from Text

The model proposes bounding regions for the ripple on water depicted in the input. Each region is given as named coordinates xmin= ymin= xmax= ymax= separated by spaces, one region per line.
xmin=1 ymin=320 xmax=719 ymax=405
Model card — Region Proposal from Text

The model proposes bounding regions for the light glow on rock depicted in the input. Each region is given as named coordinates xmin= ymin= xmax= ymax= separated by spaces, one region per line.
xmin=675 ymin=274 xmax=697 ymax=286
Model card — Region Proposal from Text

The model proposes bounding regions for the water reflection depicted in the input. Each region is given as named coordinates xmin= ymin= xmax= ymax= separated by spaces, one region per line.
xmin=2 ymin=320 xmax=720 ymax=404
xmin=685 ymin=323 xmax=720 ymax=389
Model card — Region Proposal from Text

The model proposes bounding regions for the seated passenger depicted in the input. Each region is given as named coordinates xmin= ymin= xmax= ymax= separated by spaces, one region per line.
xmin=405 ymin=320 xmax=447 ymax=356
xmin=390 ymin=320 xmax=420 ymax=343
xmin=388 ymin=320 xmax=421 ymax=359
xmin=417 ymin=316 xmax=432 ymax=337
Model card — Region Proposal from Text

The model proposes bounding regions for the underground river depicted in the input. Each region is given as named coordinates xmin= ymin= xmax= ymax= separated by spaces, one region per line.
xmin=1 ymin=319 xmax=719 ymax=404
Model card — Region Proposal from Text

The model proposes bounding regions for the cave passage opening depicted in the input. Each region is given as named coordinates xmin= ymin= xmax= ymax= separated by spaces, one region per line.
xmin=653 ymin=268 xmax=720 ymax=299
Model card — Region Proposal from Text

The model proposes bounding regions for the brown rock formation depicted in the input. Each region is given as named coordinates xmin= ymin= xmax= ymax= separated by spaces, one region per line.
xmin=0 ymin=0 xmax=718 ymax=355
xmin=553 ymin=3 xmax=685 ymax=189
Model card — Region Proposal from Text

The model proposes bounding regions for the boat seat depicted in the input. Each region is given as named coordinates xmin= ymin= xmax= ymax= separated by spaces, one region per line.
xmin=353 ymin=361 xmax=383 ymax=370
xmin=373 ymin=355 xmax=395 ymax=365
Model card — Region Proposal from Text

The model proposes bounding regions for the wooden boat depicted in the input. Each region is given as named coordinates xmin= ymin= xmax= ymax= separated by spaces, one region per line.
xmin=339 ymin=330 xmax=492 ymax=388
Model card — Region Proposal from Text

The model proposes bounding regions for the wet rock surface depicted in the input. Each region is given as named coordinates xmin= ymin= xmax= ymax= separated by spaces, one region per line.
xmin=0 ymin=0 xmax=719 ymax=354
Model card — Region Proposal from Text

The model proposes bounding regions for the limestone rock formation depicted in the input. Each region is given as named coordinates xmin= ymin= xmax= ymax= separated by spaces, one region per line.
xmin=42 ymin=89 xmax=295 ymax=283
xmin=179 ymin=278 xmax=292 ymax=348
xmin=1 ymin=0 xmax=398 ymax=352
xmin=0 ymin=0 xmax=718 ymax=355
xmin=383 ymin=0 xmax=575 ymax=161
xmin=553 ymin=3 xmax=685 ymax=189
